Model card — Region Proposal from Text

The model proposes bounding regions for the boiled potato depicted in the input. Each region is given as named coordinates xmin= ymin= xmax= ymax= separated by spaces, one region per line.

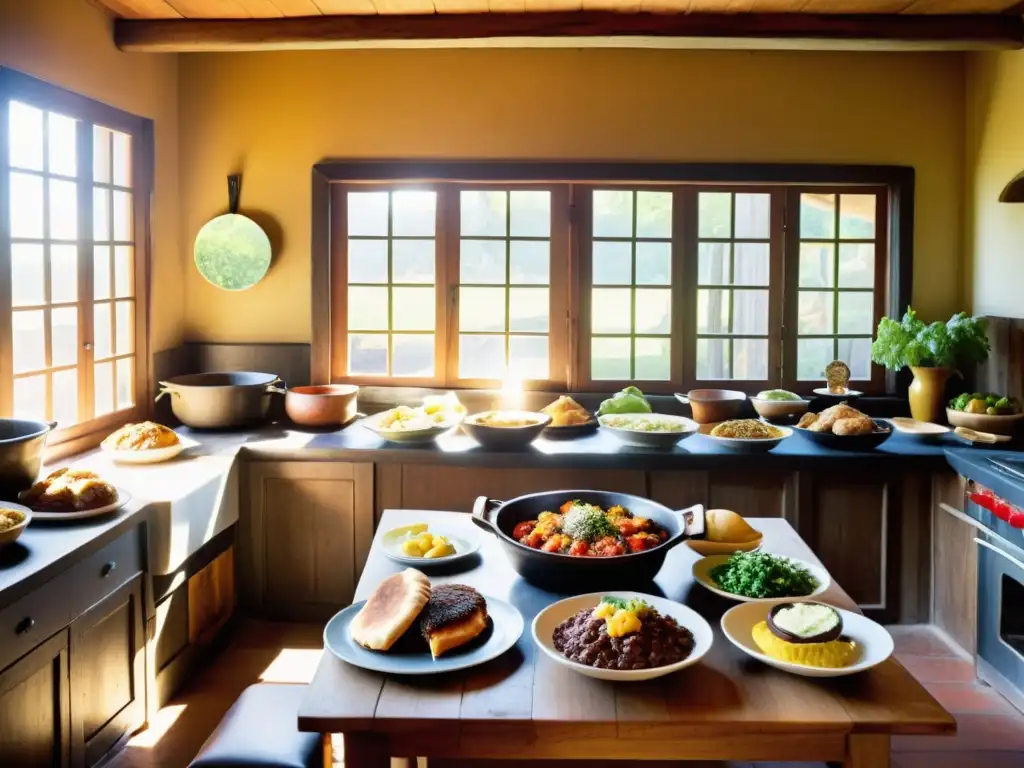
xmin=424 ymin=542 xmax=456 ymax=559
xmin=401 ymin=539 xmax=425 ymax=557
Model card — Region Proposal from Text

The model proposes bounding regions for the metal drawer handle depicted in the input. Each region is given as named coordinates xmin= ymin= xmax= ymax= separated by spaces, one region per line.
xmin=975 ymin=538 xmax=1024 ymax=573
xmin=101 ymin=561 xmax=117 ymax=578
xmin=15 ymin=617 xmax=35 ymax=635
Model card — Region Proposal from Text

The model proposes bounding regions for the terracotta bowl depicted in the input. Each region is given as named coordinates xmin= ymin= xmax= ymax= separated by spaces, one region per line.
xmin=675 ymin=389 xmax=747 ymax=424
xmin=285 ymin=385 xmax=359 ymax=428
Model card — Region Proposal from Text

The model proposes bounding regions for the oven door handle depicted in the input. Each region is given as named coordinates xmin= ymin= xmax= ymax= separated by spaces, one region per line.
xmin=975 ymin=537 xmax=1024 ymax=573
xmin=939 ymin=502 xmax=990 ymax=535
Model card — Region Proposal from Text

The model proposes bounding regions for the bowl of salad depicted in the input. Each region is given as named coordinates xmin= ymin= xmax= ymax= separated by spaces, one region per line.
xmin=750 ymin=390 xmax=810 ymax=423
xmin=362 ymin=394 xmax=466 ymax=443
xmin=598 ymin=413 xmax=699 ymax=449
xmin=692 ymin=550 xmax=831 ymax=603
xmin=947 ymin=392 xmax=1023 ymax=436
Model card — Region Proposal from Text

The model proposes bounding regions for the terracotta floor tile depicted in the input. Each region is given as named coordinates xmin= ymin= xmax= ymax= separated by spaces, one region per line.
xmin=899 ymin=654 xmax=978 ymax=685
xmin=894 ymin=713 xmax=1024 ymax=752
xmin=894 ymin=750 xmax=1024 ymax=768
xmin=924 ymin=682 xmax=1020 ymax=716
xmin=889 ymin=625 xmax=970 ymax=659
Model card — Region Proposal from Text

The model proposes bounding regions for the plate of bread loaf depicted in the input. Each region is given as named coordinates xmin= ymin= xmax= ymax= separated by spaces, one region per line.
xmin=325 ymin=568 xmax=524 ymax=674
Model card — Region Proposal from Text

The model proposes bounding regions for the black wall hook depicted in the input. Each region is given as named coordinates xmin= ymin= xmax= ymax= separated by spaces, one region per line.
xmin=228 ymin=174 xmax=241 ymax=214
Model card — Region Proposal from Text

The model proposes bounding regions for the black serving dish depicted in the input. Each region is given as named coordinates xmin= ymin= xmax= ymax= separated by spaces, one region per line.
xmin=768 ymin=602 xmax=843 ymax=644
xmin=541 ymin=418 xmax=599 ymax=440
xmin=792 ymin=419 xmax=893 ymax=451
xmin=471 ymin=491 xmax=702 ymax=590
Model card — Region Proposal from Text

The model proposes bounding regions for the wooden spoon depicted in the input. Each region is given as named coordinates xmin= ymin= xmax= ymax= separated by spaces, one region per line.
xmin=954 ymin=426 xmax=1012 ymax=445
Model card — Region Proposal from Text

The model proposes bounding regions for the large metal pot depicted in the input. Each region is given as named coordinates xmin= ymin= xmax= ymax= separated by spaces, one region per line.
xmin=156 ymin=372 xmax=282 ymax=429
xmin=472 ymin=491 xmax=702 ymax=590
xmin=0 ymin=419 xmax=56 ymax=500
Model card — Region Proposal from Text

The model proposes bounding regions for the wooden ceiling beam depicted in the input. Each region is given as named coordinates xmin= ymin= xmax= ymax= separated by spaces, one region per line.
xmin=114 ymin=11 xmax=1024 ymax=51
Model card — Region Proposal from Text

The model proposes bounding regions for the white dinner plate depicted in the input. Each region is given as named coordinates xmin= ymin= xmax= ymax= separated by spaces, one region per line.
xmin=324 ymin=595 xmax=523 ymax=675
xmin=361 ymin=411 xmax=462 ymax=444
xmin=692 ymin=553 xmax=831 ymax=603
xmin=380 ymin=523 xmax=481 ymax=567
xmin=531 ymin=591 xmax=714 ymax=682
xmin=26 ymin=488 xmax=131 ymax=521
xmin=721 ymin=598 xmax=894 ymax=678
xmin=101 ymin=438 xmax=194 ymax=465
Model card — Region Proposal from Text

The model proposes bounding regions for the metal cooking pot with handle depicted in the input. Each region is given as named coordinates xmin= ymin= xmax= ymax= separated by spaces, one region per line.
xmin=0 ymin=419 xmax=57 ymax=500
xmin=156 ymin=372 xmax=284 ymax=429
xmin=472 ymin=490 xmax=704 ymax=590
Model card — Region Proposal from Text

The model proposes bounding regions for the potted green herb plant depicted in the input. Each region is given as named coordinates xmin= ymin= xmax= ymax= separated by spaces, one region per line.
xmin=870 ymin=309 xmax=990 ymax=423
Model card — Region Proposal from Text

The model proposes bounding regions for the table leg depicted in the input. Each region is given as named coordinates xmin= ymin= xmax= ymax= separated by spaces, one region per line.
xmin=342 ymin=732 xmax=391 ymax=768
xmin=844 ymin=734 xmax=890 ymax=768
xmin=322 ymin=734 xmax=333 ymax=768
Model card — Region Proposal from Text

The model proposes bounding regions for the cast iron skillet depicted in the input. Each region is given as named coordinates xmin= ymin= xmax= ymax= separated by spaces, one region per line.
xmin=472 ymin=490 xmax=703 ymax=591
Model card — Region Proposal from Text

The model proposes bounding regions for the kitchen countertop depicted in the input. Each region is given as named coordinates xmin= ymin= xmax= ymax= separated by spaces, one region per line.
xmin=0 ymin=499 xmax=151 ymax=611
xmin=216 ymin=419 xmax=1024 ymax=471
xmin=2 ymin=417 xmax=1018 ymax=614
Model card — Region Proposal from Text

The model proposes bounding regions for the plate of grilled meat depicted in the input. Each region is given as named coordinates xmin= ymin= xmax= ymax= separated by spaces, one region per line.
xmin=325 ymin=568 xmax=524 ymax=674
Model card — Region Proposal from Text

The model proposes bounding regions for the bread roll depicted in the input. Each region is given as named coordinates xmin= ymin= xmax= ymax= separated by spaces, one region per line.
xmin=350 ymin=568 xmax=431 ymax=651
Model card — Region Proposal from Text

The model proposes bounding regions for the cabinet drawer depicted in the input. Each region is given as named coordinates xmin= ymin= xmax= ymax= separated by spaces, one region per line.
xmin=69 ymin=532 xmax=143 ymax=620
xmin=0 ymin=575 xmax=72 ymax=673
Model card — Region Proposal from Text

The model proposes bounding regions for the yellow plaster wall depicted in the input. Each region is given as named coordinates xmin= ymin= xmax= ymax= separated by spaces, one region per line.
xmin=179 ymin=48 xmax=965 ymax=343
xmin=965 ymin=50 xmax=1024 ymax=319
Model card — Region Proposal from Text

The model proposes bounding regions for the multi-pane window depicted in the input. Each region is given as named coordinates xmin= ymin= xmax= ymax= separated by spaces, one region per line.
xmin=795 ymin=192 xmax=881 ymax=382
xmin=3 ymin=69 xmax=149 ymax=442
xmin=457 ymin=189 xmax=551 ymax=381
xmin=8 ymin=101 xmax=81 ymax=425
xmin=587 ymin=190 xmax=673 ymax=382
xmin=345 ymin=190 xmax=437 ymax=378
xmin=323 ymin=166 xmax=898 ymax=394
xmin=695 ymin=191 xmax=772 ymax=382
xmin=92 ymin=125 xmax=137 ymax=417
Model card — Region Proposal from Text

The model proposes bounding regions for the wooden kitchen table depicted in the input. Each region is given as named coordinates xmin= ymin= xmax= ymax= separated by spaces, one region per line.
xmin=299 ymin=510 xmax=955 ymax=767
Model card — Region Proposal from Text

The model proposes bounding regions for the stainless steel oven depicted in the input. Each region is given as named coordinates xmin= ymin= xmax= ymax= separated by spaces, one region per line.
xmin=966 ymin=474 xmax=1024 ymax=713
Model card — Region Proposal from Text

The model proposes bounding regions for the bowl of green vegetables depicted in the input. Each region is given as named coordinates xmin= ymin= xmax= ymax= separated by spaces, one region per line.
xmin=947 ymin=392 xmax=1023 ymax=436
xmin=692 ymin=550 xmax=831 ymax=603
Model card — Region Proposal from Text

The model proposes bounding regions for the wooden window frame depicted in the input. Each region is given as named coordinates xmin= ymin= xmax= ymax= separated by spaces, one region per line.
xmin=312 ymin=161 xmax=914 ymax=396
xmin=782 ymin=185 xmax=890 ymax=396
xmin=0 ymin=68 xmax=153 ymax=449
xmin=575 ymin=184 xmax=683 ymax=392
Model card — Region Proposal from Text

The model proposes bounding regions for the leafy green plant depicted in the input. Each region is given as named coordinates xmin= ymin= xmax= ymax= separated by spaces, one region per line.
xmin=870 ymin=308 xmax=990 ymax=371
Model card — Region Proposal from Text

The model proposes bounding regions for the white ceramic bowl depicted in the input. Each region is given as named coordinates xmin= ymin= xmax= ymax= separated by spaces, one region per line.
xmin=598 ymin=413 xmax=699 ymax=449
xmin=720 ymin=599 xmax=894 ymax=678
xmin=380 ymin=523 xmax=481 ymax=566
xmin=531 ymin=591 xmax=714 ymax=682
xmin=692 ymin=553 xmax=831 ymax=603
xmin=750 ymin=397 xmax=810 ymax=423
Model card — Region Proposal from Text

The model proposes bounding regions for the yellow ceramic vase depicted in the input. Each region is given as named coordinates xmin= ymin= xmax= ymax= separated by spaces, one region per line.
xmin=908 ymin=366 xmax=953 ymax=423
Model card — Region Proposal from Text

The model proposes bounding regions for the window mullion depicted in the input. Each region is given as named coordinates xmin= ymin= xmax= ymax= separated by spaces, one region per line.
xmin=78 ymin=115 xmax=94 ymax=423
xmin=439 ymin=184 xmax=459 ymax=388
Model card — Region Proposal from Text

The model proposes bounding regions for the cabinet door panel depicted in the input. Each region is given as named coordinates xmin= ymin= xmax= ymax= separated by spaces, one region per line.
xmin=812 ymin=479 xmax=887 ymax=612
xmin=71 ymin=576 xmax=145 ymax=767
xmin=0 ymin=631 xmax=70 ymax=768
xmin=264 ymin=475 xmax=355 ymax=605
xmin=245 ymin=462 xmax=374 ymax=619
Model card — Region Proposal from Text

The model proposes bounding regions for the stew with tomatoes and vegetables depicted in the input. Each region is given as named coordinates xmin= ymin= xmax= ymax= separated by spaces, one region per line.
xmin=512 ymin=500 xmax=668 ymax=557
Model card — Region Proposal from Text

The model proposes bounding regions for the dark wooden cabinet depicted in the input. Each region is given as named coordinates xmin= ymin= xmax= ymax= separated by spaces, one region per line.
xmin=70 ymin=575 xmax=145 ymax=768
xmin=0 ymin=631 xmax=71 ymax=768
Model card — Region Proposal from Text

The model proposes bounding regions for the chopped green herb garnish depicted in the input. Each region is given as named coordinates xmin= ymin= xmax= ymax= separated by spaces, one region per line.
xmin=709 ymin=551 xmax=818 ymax=599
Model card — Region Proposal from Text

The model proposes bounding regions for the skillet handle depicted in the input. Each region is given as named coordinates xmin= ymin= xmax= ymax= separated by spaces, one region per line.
xmin=665 ymin=503 xmax=704 ymax=548
xmin=471 ymin=496 xmax=502 ymax=535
